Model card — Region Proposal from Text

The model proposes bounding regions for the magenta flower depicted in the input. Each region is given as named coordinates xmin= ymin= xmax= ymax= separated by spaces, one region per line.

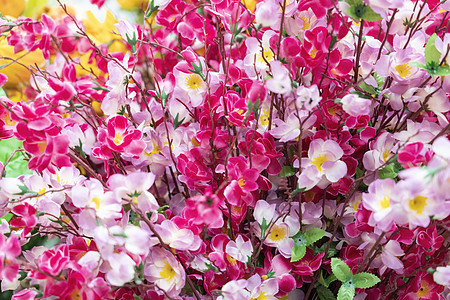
xmin=10 ymin=203 xmax=37 ymax=237
xmin=95 ymin=115 xmax=146 ymax=159
xmin=38 ymin=244 xmax=71 ymax=276
xmin=182 ymin=190 xmax=224 ymax=228
xmin=223 ymin=157 xmax=260 ymax=206
xmin=0 ymin=233 xmax=21 ymax=282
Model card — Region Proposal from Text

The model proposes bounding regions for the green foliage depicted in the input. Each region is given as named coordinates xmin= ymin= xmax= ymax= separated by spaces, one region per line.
xmin=330 ymin=258 xmax=381 ymax=300
xmin=337 ymin=282 xmax=356 ymax=300
xmin=331 ymin=258 xmax=354 ymax=282
xmin=378 ymin=163 xmax=399 ymax=179
xmin=353 ymin=272 xmax=381 ymax=289
xmin=291 ymin=228 xmax=326 ymax=262
xmin=0 ymin=138 xmax=32 ymax=178
xmin=278 ymin=166 xmax=296 ymax=177
xmin=346 ymin=0 xmax=382 ymax=21
xmin=317 ymin=285 xmax=336 ymax=300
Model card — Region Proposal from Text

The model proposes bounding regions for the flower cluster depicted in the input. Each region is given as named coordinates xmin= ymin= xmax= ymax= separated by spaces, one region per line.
xmin=0 ymin=0 xmax=449 ymax=299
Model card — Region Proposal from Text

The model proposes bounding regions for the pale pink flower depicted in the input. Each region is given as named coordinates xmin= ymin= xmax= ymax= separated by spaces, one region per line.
xmin=363 ymin=132 xmax=396 ymax=171
xmin=266 ymin=61 xmax=291 ymax=94
xmin=362 ymin=179 xmax=397 ymax=232
xmin=108 ymin=172 xmax=158 ymax=213
xmin=340 ymin=93 xmax=371 ymax=116
xmin=247 ymin=274 xmax=279 ymax=300
xmin=218 ymin=279 xmax=250 ymax=300
xmin=114 ymin=20 xmax=138 ymax=49
xmin=144 ymin=247 xmax=186 ymax=298
xmin=271 ymin=111 xmax=316 ymax=143
xmin=296 ymin=85 xmax=321 ymax=111
xmin=434 ymin=266 xmax=450 ymax=287
xmin=297 ymin=139 xmax=347 ymax=190
xmin=105 ymin=252 xmax=136 ymax=286
xmin=253 ymin=200 xmax=276 ymax=226
xmin=225 ymin=235 xmax=253 ymax=264
xmin=154 ymin=219 xmax=201 ymax=251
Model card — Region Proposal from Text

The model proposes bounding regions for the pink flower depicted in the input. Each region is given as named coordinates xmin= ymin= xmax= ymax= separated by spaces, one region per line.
xmin=182 ymin=190 xmax=224 ymax=228
xmin=95 ymin=115 xmax=146 ymax=159
xmin=105 ymin=252 xmax=136 ymax=286
xmin=297 ymin=139 xmax=347 ymax=190
xmin=144 ymin=247 xmax=186 ymax=298
xmin=223 ymin=157 xmax=260 ymax=206
xmin=10 ymin=203 xmax=38 ymax=237
xmin=38 ymin=244 xmax=71 ymax=276
xmin=433 ymin=266 xmax=450 ymax=287
xmin=11 ymin=289 xmax=39 ymax=300
xmin=398 ymin=142 xmax=426 ymax=168
xmin=362 ymin=179 xmax=396 ymax=232
xmin=24 ymin=133 xmax=72 ymax=173
xmin=0 ymin=233 xmax=21 ymax=282
xmin=114 ymin=20 xmax=138 ymax=51
xmin=292 ymin=248 xmax=324 ymax=276
xmin=154 ymin=219 xmax=201 ymax=251
xmin=417 ymin=226 xmax=444 ymax=256
xmin=225 ymin=235 xmax=253 ymax=264
xmin=340 ymin=93 xmax=371 ymax=116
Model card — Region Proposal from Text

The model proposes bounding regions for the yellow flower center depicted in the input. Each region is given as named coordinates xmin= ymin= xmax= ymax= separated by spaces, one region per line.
xmin=233 ymin=205 xmax=242 ymax=214
xmin=1 ymin=112 xmax=15 ymax=126
xmin=91 ymin=196 xmax=102 ymax=210
xmin=260 ymin=109 xmax=270 ymax=126
xmin=238 ymin=178 xmax=246 ymax=187
xmin=145 ymin=144 xmax=161 ymax=156
xmin=380 ymin=196 xmax=390 ymax=209
xmin=235 ymin=108 xmax=245 ymax=115
xmin=312 ymin=154 xmax=328 ymax=172
xmin=395 ymin=63 xmax=412 ymax=78
xmin=251 ymin=292 xmax=268 ymax=300
xmin=56 ymin=173 xmax=69 ymax=185
xmin=38 ymin=188 xmax=46 ymax=195
xmin=409 ymin=195 xmax=427 ymax=214
xmin=268 ymin=225 xmax=286 ymax=242
xmin=353 ymin=201 xmax=360 ymax=211
xmin=226 ymin=254 xmax=237 ymax=265
xmin=113 ymin=132 xmax=124 ymax=145
xmin=185 ymin=74 xmax=203 ymax=90
xmin=300 ymin=14 xmax=310 ymax=30
xmin=416 ymin=280 xmax=430 ymax=297
xmin=309 ymin=47 xmax=318 ymax=58
xmin=160 ymin=261 xmax=176 ymax=281
xmin=38 ymin=141 xmax=47 ymax=153
xmin=382 ymin=149 xmax=392 ymax=162
xmin=256 ymin=48 xmax=274 ymax=64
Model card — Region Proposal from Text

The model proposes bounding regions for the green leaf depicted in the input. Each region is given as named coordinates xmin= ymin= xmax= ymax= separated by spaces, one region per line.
xmin=317 ymin=285 xmax=337 ymax=300
xmin=337 ymin=282 xmax=356 ymax=300
xmin=435 ymin=66 xmax=450 ymax=76
xmin=305 ymin=228 xmax=326 ymax=245
xmin=331 ymin=258 xmax=354 ymax=282
xmin=0 ymin=88 xmax=6 ymax=98
xmin=359 ymin=81 xmax=377 ymax=95
xmin=425 ymin=33 xmax=441 ymax=65
xmin=260 ymin=218 xmax=269 ymax=240
xmin=0 ymin=212 xmax=12 ymax=222
xmin=278 ymin=166 xmax=296 ymax=177
xmin=290 ymin=187 xmax=306 ymax=198
xmin=361 ymin=6 xmax=382 ymax=21
xmin=173 ymin=113 xmax=186 ymax=130
xmin=378 ymin=164 xmax=398 ymax=179
xmin=353 ymin=272 xmax=381 ymax=289
xmin=325 ymin=274 xmax=338 ymax=287
xmin=291 ymin=244 xmax=307 ymax=262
